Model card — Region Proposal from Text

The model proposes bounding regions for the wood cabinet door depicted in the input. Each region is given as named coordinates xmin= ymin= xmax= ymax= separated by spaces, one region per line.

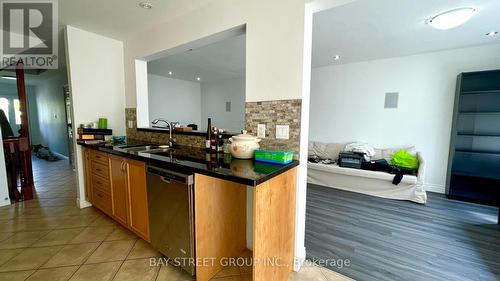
xmin=126 ymin=159 xmax=150 ymax=241
xmin=82 ymin=148 xmax=93 ymax=202
xmin=109 ymin=155 xmax=129 ymax=226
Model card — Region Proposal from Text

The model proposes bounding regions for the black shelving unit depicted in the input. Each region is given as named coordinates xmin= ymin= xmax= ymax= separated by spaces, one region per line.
xmin=446 ymin=70 xmax=500 ymax=223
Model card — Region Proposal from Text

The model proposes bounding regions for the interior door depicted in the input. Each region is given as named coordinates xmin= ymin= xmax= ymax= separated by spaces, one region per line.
xmin=109 ymin=156 xmax=128 ymax=226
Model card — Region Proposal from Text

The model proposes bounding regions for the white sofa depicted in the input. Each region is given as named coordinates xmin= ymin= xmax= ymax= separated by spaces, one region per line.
xmin=307 ymin=142 xmax=427 ymax=204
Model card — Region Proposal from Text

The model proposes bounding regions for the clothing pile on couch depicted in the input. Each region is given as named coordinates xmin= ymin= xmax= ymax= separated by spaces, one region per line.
xmin=309 ymin=142 xmax=419 ymax=185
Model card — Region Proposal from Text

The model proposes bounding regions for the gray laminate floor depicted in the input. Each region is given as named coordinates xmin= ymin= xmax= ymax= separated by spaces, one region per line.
xmin=305 ymin=184 xmax=500 ymax=281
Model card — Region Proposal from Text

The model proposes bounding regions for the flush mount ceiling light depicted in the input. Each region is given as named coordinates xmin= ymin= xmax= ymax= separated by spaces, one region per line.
xmin=138 ymin=1 xmax=153 ymax=9
xmin=168 ymin=71 xmax=173 ymax=75
xmin=486 ymin=31 xmax=498 ymax=37
xmin=1 ymin=75 xmax=16 ymax=80
xmin=333 ymin=55 xmax=340 ymax=61
xmin=196 ymin=77 xmax=201 ymax=81
xmin=426 ymin=7 xmax=476 ymax=30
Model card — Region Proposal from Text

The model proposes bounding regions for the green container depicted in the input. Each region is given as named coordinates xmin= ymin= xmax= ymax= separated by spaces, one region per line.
xmin=98 ymin=118 xmax=107 ymax=129
xmin=254 ymin=149 xmax=294 ymax=165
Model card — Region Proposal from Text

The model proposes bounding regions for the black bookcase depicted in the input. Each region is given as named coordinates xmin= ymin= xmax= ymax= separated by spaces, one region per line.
xmin=446 ymin=70 xmax=500 ymax=221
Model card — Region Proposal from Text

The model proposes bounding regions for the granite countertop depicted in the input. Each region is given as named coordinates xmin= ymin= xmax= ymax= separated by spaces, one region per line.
xmin=78 ymin=141 xmax=299 ymax=186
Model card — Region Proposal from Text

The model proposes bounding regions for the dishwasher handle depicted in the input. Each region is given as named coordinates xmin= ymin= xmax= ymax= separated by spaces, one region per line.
xmin=147 ymin=166 xmax=194 ymax=185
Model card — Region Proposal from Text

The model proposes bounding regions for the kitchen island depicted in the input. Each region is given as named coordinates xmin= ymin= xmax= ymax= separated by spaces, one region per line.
xmin=78 ymin=141 xmax=298 ymax=281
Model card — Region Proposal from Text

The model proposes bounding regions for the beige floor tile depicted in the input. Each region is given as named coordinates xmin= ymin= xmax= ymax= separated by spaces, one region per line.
xmin=0 ymin=270 xmax=34 ymax=281
xmin=288 ymin=264 xmax=327 ymax=281
xmin=0 ymin=249 xmax=23 ymax=266
xmin=70 ymin=226 xmax=114 ymax=243
xmin=32 ymin=228 xmax=84 ymax=247
xmin=0 ymin=246 xmax=63 ymax=272
xmin=320 ymin=268 xmax=355 ymax=281
xmin=0 ymin=230 xmax=50 ymax=249
xmin=89 ymin=216 xmax=116 ymax=227
xmin=69 ymin=261 xmax=121 ymax=281
xmin=156 ymin=264 xmax=194 ymax=281
xmin=0 ymin=233 xmax=13 ymax=243
xmin=126 ymin=239 xmax=160 ymax=260
xmin=26 ymin=266 xmax=79 ymax=281
xmin=105 ymin=226 xmax=137 ymax=241
xmin=42 ymin=242 xmax=100 ymax=268
xmin=85 ymin=240 xmax=135 ymax=264
xmin=113 ymin=258 xmax=159 ymax=281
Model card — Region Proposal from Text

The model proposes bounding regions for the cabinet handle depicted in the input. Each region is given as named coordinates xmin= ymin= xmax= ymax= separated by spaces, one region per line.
xmin=95 ymin=168 xmax=102 ymax=172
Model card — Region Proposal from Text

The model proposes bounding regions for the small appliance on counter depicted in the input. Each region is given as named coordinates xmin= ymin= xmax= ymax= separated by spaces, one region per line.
xmin=77 ymin=128 xmax=113 ymax=144
xmin=228 ymin=130 xmax=261 ymax=159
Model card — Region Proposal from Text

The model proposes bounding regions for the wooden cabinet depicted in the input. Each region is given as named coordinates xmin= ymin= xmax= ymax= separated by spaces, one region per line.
xmin=82 ymin=149 xmax=150 ymax=241
xmin=126 ymin=159 xmax=150 ymax=241
xmin=109 ymin=155 xmax=129 ymax=226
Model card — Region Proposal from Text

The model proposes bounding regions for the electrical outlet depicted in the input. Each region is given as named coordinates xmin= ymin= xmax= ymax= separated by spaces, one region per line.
xmin=276 ymin=125 xmax=289 ymax=140
xmin=257 ymin=124 xmax=266 ymax=138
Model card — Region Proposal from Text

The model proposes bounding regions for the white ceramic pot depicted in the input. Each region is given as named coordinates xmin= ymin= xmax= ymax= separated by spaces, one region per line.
xmin=229 ymin=130 xmax=261 ymax=159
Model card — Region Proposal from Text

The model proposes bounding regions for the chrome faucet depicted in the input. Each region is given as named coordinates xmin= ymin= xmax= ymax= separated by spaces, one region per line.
xmin=151 ymin=119 xmax=176 ymax=147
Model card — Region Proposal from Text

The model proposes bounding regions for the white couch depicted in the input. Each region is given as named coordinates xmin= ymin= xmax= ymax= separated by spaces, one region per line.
xmin=307 ymin=142 xmax=427 ymax=204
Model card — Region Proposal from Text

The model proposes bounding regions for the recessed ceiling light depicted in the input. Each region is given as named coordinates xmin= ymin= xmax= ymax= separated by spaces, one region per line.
xmin=196 ymin=77 xmax=201 ymax=81
xmin=333 ymin=55 xmax=340 ymax=61
xmin=1 ymin=75 xmax=16 ymax=80
xmin=138 ymin=1 xmax=153 ymax=9
xmin=486 ymin=31 xmax=498 ymax=37
xmin=168 ymin=71 xmax=173 ymax=75
xmin=426 ymin=7 xmax=476 ymax=30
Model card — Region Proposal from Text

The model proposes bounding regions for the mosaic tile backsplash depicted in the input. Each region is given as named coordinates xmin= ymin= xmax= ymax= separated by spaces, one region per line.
xmin=126 ymin=99 xmax=301 ymax=155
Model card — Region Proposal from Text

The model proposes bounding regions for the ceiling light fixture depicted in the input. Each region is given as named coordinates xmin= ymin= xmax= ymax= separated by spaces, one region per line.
xmin=168 ymin=71 xmax=173 ymax=75
xmin=486 ymin=31 xmax=498 ymax=37
xmin=333 ymin=55 xmax=340 ymax=61
xmin=426 ymin=7 xmax=476 ymax=30
xmin=1 ymin=75 xmax=16 ymax=80
xmin=138 ymin=1 xmax=153 ymax=9
xmin=196 ymin=77 xmax=201 ymax=81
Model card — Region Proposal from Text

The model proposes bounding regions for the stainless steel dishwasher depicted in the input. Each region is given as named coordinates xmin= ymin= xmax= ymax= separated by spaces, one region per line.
xmin=146 ymin=166 xmax=195 ymax=275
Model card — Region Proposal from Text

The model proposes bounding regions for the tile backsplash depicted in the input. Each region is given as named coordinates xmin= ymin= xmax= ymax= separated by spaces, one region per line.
xmin=125 ymin=99 xmax=301 ymax=155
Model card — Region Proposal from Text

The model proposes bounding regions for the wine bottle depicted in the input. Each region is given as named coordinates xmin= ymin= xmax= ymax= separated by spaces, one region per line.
xmin=217 ymin=129 xmax=224 ymax=152
xmin=206 ymin=118 xmax=211 ymax=153
xmin=211 ymin=127 xmax=218 ymax=152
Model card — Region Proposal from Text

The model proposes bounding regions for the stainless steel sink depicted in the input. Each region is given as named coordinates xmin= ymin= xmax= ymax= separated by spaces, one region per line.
xmin=114 ymin=144 xmax=171 ymax=153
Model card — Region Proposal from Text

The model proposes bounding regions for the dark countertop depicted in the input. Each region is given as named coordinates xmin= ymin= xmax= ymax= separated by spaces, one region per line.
xmin=78 ymin=141 xmax=299 ymax=186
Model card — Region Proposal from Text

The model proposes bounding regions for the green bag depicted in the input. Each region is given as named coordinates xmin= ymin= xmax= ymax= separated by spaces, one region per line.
xmin=391 ymin=150 xmax=419 ymax=169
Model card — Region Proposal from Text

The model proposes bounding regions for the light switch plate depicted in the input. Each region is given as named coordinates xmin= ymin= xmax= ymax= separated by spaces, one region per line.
xmin=257 ymin=124 xmax=266 ymax=138
xmin=276 ymin=125 xmax=289 ymax=140
xmin=128 ymin=120 xmax=134 ymax=129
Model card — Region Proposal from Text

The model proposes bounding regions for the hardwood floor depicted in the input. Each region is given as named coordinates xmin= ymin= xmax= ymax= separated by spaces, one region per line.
xmin=305 ymin=184 xmax=500 ymax=281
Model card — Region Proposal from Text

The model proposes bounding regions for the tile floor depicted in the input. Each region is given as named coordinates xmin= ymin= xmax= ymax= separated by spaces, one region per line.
xmin=0 ymin=157 xmax=352 ymax=281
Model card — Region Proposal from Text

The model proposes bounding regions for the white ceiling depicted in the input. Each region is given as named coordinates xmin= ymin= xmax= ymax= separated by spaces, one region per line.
xmin=312 ymin=0 xmax=500 ymax=67
xmin=147 ymin=34 xmax=245 ymax=83
xmin=59 ymin=0 xmax=212 ymax=40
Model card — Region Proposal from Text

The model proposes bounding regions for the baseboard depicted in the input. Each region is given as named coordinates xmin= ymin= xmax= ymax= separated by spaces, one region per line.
xmin=76 ymin=197 xmax=92 ymax=209
xmin=52 ymin=151 xmax=69 ymax=160
xmin=424 ymin=183 xmax=445 ymax=194
xmin=294 ymin=246 xmax=307 ymax=272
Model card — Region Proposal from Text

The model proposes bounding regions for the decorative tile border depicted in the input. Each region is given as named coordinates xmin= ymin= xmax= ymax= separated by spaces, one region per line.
xmin=245 ymin=99 xmax=301 ymax=156
xmin=126 ymin=99 xmax=301 ymax=155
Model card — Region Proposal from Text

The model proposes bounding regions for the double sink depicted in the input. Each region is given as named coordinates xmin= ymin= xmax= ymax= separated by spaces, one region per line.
xmin=113 ymin=144 xmax=174 ymax=155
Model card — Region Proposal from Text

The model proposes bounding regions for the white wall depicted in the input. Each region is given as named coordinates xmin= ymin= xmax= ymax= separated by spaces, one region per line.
xmin=200 ymin=78 xmax=245 ymax=132
xmin=309 ymin=43 xmax=500 ymax=193
xmin=33 ymin=71 xmax=69 ymax=156
xmin=65 ymin=25 xmax=126 ymax=207
xmin=148 ymin=74 xmax=201 ymax=126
